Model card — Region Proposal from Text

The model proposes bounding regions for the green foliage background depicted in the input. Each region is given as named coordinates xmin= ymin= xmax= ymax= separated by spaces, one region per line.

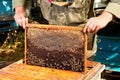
xmin=0 ymin=28 xmax=24 ymax=62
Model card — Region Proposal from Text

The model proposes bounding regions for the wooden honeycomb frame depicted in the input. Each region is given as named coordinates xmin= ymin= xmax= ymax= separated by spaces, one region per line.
xmin=24 ymin=24 xmax=87 ymax=72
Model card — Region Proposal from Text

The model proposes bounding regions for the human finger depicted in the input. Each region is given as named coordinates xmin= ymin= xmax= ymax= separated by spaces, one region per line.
xmin=93 ymin=26 xmax=100 ymax=34
xmin=22 ymin=18 xmax=25 ymax=29
xmin=14 ymin=15 xmax=23 ymax=27
xmin=91 ymin=23 xmax=97 ymax=33
xmin=22 ymin=18 xmax=28 ymax=28
xmin=83 ymin=19 xmax=92 ymax=33
xmin=87 ymin=22 xmax=94 ymax=32
xmin=26 ymin=18 xmax=28 ymax=24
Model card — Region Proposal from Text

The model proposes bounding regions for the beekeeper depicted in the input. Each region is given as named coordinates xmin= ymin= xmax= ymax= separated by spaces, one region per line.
xmin=83 ymin=0 xmax=120 ymax=33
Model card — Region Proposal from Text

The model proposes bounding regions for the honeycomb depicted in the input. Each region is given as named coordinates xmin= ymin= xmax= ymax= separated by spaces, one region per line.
xmin=25 ymin=24 xmax=87 ymax=72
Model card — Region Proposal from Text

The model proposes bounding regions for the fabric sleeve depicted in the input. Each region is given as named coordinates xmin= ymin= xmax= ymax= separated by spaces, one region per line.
xmin=104 ymin=2 xmax=120 ymax=18
xmin=12 ymin=0 xmax=26 ymax=10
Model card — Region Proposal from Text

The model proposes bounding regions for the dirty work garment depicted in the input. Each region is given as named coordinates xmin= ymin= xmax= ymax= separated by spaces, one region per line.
xmin=12 ymin=0 xmax=93 ymax=26
xmin=105 ymin=0 xmax=120 ymax=18
xmin=12 ymin=0 xmax=120 ymax=21
xmin=39 ymin=0 xmax=92 ymax=25
xmin=12 ymin=0 xmax=26 ymax=9
xmin=29 ymin=0 xmax=92 ymax=26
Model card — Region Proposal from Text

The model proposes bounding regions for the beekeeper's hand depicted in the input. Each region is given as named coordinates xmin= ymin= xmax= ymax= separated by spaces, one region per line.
xmin=14 ymin=6 xmax=28 ymax=28
xmin=83 ymin=11 xmax=113 ymax=33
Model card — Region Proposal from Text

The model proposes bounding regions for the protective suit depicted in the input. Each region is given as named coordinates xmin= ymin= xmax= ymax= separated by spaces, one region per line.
xmin=105 ymin=0 xmax=120 ymax=18
xmin=12 ymin=0 xmax=93 ymax=26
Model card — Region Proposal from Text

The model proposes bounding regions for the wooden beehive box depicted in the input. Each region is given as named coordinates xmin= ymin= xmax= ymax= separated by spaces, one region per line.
xmin=0 ymin=0 xmax=18 ymax=32
xmin=24 ymin=24 xmax=87 ymax=72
